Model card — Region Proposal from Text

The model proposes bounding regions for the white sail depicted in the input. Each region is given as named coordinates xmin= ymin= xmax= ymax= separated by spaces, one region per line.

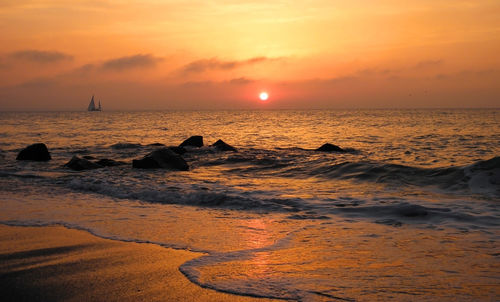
xmin=88 ymin=95 xmax=96 ymax=111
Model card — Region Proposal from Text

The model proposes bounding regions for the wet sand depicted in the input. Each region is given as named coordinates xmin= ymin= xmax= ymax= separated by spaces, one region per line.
xmin=0 ymin=224 xmax=281 ymax=302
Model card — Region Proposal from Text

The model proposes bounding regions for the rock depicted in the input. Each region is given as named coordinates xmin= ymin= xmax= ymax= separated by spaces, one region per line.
xmin=315 ymin=143 xmax=346 ymax=152
xmin=95 ymin=158 xmax=126 ymax=167
xmin=132 ymin=157 xmax=160 ymax=169
xmin=83 ymin=155 xmax=96 ymax=160
xmin=16 ymin=143 xmax=51 ymax=161
xmin=148 ymin=143 xmax=165 ymax=147
xmin=150 ymin=148 xmax=189 ymax=170
xmin=168 ymin=146 xmax=187 ymax=155
xmin=133 ymin=148 xmax=189 ymax=171
xmin=64 ymin=155 xmax=102 ymax=171
xmin=179 ymin=136 xmax=203 ymax=148
xmin=212 ymin=139 xmax=237 ymax=152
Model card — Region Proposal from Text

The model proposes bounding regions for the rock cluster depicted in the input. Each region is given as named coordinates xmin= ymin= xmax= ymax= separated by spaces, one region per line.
xmin=18 ymin=137 xmax=350 ymax=173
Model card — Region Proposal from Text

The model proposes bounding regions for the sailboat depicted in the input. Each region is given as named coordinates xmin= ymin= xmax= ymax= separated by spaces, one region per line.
xmin=87 ymin=95 xmax=102 ymax=111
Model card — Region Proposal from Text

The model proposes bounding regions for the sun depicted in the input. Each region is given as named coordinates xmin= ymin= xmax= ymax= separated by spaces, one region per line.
xmin=259 ymin=92 xmax=269 ymax=101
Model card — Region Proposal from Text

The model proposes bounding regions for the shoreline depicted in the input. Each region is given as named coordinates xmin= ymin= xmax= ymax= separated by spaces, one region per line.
xmin=0 ymin=224 xmax=282 ymax=302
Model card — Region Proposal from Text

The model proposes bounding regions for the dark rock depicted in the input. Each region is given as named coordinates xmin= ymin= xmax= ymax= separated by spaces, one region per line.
xmin=315 ymin=143 xmax=346 ymax=152
xmin=150 ymin=148 xmax=189 ymax=170
xmin=16 ymin=143 xmax=51 ymax=161
xmin=83 ymin=155 xmax=96 ymax=160
xmin=133 ymin=157 xmax=160 ymax=169
xmin=95 ymin=158 xmax=126 ymax=167
xmin=212 ymin=139 xmax=237 ymax=152
xmin=179 ymin=136 xmax=203 ymax=148
xmin=148 ymin=143 xmax=165 ymax=147
xmin=133 ymin=148 xmax=189 ymax=171
xmin=64 ymin=155 xmax=102 ymax=171
xmin=168 ymin=146 xmax=187 ymax=155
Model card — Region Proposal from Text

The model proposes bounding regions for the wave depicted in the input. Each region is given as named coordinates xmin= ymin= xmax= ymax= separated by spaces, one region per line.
xmin=60 ymin=175 xmax=499 ymax=228
xmin=65 ymin=178 xmax=307 ymax=212
xmin=192 ymin=146 xmax=498 ymax=196
xmin=464 ymin=156 xmax=500 ymax=195
xmin=332 ymin=202 xmax=499 ymax=227
xmin=0 ymin=171 xmax=45 ymax=179
xmin=304 ymin=156 xmax=500 ymax=196
xmin=202 ymin=152 xmax=499 ymax=197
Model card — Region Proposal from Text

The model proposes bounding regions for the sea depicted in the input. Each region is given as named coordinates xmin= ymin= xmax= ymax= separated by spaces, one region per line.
xmin=0 ymin=109 xmax=498 ymax=301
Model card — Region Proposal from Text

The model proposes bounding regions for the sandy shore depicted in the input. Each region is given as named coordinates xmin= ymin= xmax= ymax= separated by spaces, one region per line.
xmin=0 ymin=224 xmax=281 ymax=302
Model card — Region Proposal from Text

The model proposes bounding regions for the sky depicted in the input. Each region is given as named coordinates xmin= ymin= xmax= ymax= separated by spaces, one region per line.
xmin=0 ymin=0 xmax=499 ymax=110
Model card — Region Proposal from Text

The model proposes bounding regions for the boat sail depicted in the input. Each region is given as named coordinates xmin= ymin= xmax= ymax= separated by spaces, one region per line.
xmin=87 ymin=95 xmax=102 ymax=111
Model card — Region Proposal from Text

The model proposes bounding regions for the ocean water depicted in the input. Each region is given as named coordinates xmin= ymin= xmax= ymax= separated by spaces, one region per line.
xmin=0 ymin=109 xmax=499 ymax=301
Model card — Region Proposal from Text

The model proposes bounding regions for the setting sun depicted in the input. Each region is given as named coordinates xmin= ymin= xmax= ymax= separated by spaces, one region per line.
xmin=259 ymin=92 xmax=269 ymax=101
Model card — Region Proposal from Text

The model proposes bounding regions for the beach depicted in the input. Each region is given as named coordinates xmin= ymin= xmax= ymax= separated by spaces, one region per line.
xmin=0 ymin=224 xmax=280 ymax=302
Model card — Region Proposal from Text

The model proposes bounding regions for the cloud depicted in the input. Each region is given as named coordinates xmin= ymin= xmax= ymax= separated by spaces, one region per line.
xmin=413 ymin=59 xmax=443 ymax=69
xmin=17 ymin=77 xmax=57 ymax=89
xmin=74 ymin=63 xmax=97 ymax=74
xmin=180 ymin=77 xmax=257 ymax=87
xmin=181 ymin=56 xmax=272 ymax=73
xmin=9 ymin=50 xmax=73 ymax=63
xmin=434 ymin=68 xmax=500 ymax=80
xmin=100 ymin=54 xmax=162 ymax=71
xmin=29 ymin=54 xmax=162 ymax=81
xmin=357 ymin=68 xmax=400 ymax=76
xmin=229 ymin=77 xmax=255 ymax=85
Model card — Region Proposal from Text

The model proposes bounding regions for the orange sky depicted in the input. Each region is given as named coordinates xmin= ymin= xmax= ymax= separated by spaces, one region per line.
xmin=1 ymin=0 xmax=499 ymax=110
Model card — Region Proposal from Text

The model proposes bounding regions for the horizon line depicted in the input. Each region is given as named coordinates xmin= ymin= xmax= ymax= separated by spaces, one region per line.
xmin=1 ymin=107 xmax=499 ymax=113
